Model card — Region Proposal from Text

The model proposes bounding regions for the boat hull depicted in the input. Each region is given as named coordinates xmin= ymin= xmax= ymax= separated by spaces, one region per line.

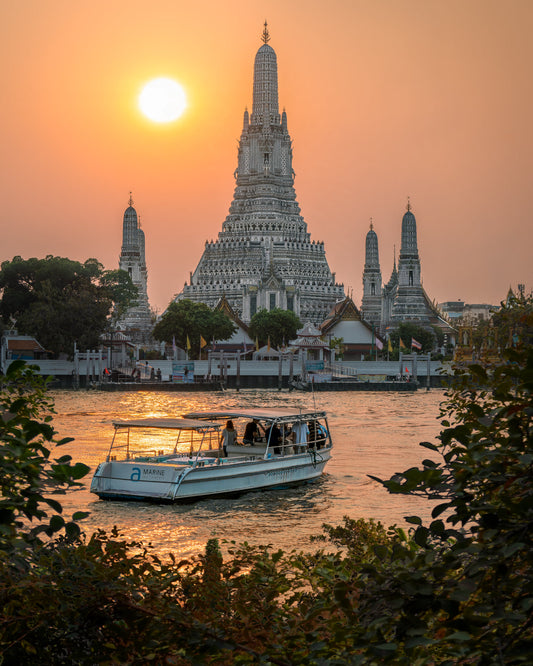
xmin=90 ymin=449 xmax=331 ymax=503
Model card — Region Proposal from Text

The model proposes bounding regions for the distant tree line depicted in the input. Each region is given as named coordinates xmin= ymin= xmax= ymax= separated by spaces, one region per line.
xmin=153 ymin=301 xmax=302 ymax=358
xmin=0 ymin=255 xmax=138 ymax=356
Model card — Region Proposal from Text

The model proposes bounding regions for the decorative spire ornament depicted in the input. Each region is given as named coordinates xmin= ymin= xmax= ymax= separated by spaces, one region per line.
xmin=261 ymin=20 xmax=270 ymax=44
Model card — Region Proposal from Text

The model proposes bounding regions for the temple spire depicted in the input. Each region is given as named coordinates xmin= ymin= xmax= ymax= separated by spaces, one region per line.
xmin=261 ymin=20 xmax=270 ymax=44
xmin=252 ymin=22 xmax=279 ymax=122
xmin=129 ymin=191 xmax=134 ymax=207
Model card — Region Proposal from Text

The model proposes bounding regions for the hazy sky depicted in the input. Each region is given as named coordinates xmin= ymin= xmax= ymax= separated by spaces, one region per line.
xmin=1 ymin=0 xmax=531 ymax=313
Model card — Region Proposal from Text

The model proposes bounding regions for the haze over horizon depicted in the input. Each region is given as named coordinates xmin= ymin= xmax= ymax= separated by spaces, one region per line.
xmin=1 ymin=0 xmax=531 ymax=313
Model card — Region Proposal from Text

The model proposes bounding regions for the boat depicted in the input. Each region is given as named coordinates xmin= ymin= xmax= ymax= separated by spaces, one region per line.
xmin=90 ymin=409 xmax=332 ymax=503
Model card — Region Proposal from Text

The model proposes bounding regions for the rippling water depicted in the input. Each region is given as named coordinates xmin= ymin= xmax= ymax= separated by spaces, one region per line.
xmin=51 ymin=387 xmax=446 ymax=558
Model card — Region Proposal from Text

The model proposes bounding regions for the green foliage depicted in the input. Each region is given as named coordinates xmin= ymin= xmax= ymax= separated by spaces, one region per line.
xmin=0 ymin=256 xmax=138 ymax=355
xmin=329 ymin=336 xmax=345 ymax=359
xmin=248 ymin=308 xmax=301 ymax=349
xmin=389 ymin=322 xmax=437 ymax=354
xmin=0 ymin=361 xmax=89 ymax=564
xmin=99 ymin=268 xmax=139 ymax=322
xmin=152 ymin=299 xmax=236 ymax=358
xmin=471 ymin=288 xmax=533 ymax=353
xmin=370 ymin=298 xmax=533 ymax=661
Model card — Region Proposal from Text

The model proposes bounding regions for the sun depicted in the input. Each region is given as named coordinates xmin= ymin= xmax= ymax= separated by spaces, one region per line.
xmin=138 ymin=78 xmax=187 ymax=123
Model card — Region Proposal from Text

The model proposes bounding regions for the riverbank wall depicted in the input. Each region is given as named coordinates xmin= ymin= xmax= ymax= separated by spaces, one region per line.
xmin=7 ymin=358 xmax=449 ymax=390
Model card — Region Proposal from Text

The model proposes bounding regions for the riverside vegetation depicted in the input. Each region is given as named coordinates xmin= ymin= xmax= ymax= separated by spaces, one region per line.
xmin=1 ymin=295 xmax=532 ymax=664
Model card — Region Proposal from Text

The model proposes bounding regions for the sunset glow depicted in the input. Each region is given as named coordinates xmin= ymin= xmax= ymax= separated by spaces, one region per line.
xmin=139 ymin=78 xmax=187 ymax=123
xmin=1 ymin=1 xmax=532 ymax=311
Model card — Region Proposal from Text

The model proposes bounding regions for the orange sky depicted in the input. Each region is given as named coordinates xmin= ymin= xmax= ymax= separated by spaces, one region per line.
xmin=1 ymin=0 xmax=531 ymax=313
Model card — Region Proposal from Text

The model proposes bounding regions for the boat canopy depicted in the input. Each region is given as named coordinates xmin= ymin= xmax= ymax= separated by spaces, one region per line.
xmin=183 ymin=409 xmax=327 ymax=424
xmin=112 ymin=418 xmax=221 ymax=430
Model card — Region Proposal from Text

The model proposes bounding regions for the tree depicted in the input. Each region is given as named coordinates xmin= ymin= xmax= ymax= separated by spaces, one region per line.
xmin=0 ymin=361 xmax=89 ymax=562
xmin=365 ymin=295 xmax=533 ymax=661
xmin=153 ymin=299 xmax=236 ymax=358
xmin=389 ymin=321 xmax=437 ymax=353
xmin=484 ymin=288 xmax=532 ymax=349
xmin=248 ymin=308 xmax=301 ymax=349
xmin=329 ymin=336 xmax=345 ymax=360
xmin=0 ymin=256 xmax=137 ymax=356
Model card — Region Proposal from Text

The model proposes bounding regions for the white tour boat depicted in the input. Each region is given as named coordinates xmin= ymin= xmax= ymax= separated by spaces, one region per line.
xmin=90 ymin=409 xmax=332 ymax=502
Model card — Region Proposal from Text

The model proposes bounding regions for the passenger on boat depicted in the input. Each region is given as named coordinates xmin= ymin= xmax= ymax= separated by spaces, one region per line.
xmin=220 ymin=420 xmax=238 ymax=456
xmin=243 ymin=419 xmax=263 ymax=445
xmin=308 ymin=421 xmax=327 ymax=449
xmin=265 ymin=423 xmax=283 ymax=455
xmin=316 ymin=422 xmax=328 ymax=449
xmin=291 ymin=421 xmax=309 ymax=451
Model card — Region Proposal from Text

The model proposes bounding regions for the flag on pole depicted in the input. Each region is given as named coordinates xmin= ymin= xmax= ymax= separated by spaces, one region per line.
xmin=411 ymin=337 xmax=422 ymax=351
xmin=388 ymin=338 xmax=393 ymax=353
xmin=200 ymin=335 xmax=207 ymax=348
xmin=186 ymin=335 xmax=191 ymax=351
xmin=375 ymin=337 xmax=383 ymax=350
xmin=400 ymin=338 xmax=407 ymax=350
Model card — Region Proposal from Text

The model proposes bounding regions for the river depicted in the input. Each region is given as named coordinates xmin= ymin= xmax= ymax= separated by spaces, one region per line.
xmin=51 ymin=387 xmax=447 ymax=559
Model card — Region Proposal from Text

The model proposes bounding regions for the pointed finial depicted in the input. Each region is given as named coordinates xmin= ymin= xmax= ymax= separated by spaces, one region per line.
xmin=261 ymin=20 xmax=270 ymax=44
xmin=129 ymin=191 xmax=134 ymax=206
xmin=406 ymin=196 xmax=411 ymax=212
xmin=370 ymin=217 xmax=373 ymax=231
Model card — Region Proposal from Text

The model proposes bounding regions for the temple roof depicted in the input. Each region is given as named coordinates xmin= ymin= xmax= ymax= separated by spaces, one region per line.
xmin=320 ymin=296 xmax=362 ymax=333
xmin=215 ymin=295 xmax=250 ymax=333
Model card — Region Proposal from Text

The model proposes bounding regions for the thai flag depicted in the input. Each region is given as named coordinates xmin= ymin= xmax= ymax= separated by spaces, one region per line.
xmin=411 ymin=338 xmax=422 ymax=350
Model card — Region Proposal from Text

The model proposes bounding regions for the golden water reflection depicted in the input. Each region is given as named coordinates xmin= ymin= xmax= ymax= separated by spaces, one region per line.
xmin=52 ymin=388 xmax=445 ymax=559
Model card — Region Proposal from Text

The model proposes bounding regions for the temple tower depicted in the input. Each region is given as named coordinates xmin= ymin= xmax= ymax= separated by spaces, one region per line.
xmin=176 ymin=24 xmax=344 ymax=324
xmin=360 ymin=220 xmax=382 ymax=327
xmin=117 ymin=194 xmax=152 ymax=341
xmin=381 ymin=248 xmax=398 ymax=331
xmin=390 ymin=201 xmax=432 ymax=322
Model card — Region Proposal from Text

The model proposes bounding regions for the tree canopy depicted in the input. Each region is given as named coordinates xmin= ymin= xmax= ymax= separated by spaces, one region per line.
xmin=0 ymin=256 xmax=137 ymax=355
xmin=248 ymin=308 xmax=301 ymax=349
xmin=388 ymin=321 xmax=442 ymax=355
xmin=152 ymin=299 xmax=236 ymax=358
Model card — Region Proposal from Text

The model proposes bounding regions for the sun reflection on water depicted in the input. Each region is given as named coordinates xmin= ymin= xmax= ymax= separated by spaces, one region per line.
xmin=51 ymin=388 xmax=445 ymax=558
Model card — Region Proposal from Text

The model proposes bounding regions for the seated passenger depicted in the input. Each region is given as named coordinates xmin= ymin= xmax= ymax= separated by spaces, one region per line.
xmin=316 ymin=422 xmax=328 ymax=449
xmin=308 ymin=420 xmax=318 ymax=449
xmin=243 ymin=419 xmax=263 ymax=445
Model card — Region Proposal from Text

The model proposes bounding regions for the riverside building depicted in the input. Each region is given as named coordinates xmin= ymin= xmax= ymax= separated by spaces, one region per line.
xmin=174 ymin=24 xmax=344 ymax=325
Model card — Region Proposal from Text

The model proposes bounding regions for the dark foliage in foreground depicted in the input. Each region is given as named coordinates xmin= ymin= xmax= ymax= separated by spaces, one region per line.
xmin=1 ymin=295 xmax=532 ymax=664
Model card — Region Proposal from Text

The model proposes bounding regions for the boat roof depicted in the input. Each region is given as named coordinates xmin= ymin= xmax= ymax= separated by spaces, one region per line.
xmin=183 ymin=408 xmax=327 ymax=423
xmin=112 ymin=418 xmax=221 ymax=430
